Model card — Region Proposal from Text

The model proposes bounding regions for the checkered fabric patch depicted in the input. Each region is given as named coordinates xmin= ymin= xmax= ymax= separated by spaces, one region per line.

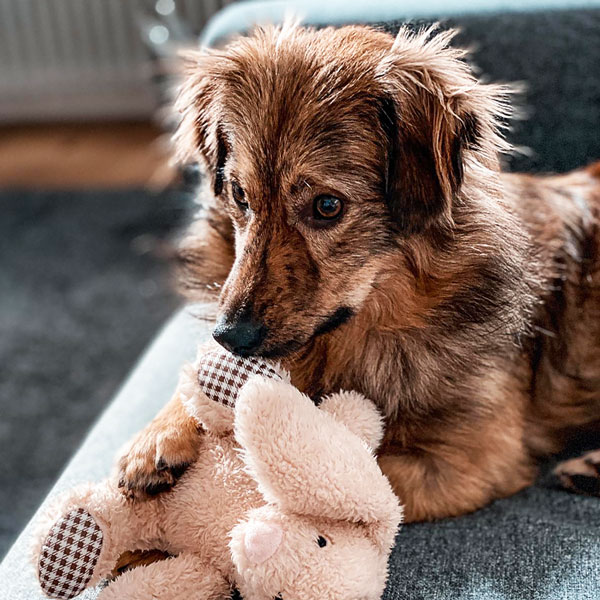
xmin=38 ymin=508 xmax=103 ymax=600
xmin=197 ymin=350 xmax=282 ymax=409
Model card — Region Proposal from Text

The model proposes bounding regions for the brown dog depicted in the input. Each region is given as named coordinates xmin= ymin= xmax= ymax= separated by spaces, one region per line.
xmin=118 ymin=23 xmax=600 ymax=521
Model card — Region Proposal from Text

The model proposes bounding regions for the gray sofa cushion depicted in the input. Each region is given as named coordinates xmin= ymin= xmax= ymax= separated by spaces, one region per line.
xmin=3 ymin=305 xmax=598 ymax=600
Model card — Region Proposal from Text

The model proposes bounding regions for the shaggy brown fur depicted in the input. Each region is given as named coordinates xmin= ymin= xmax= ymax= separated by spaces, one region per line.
xmin=118 ymin=23 xmax=600 ymax=521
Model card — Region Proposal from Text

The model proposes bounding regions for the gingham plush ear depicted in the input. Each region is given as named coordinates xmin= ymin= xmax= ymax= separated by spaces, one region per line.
xmin=37 ymin=508 xmax=103 ymax=599
xmin=197 ymin=350 xmax=283 ymax=408
xmin=181 ymin=348 xmax=284 ymax=435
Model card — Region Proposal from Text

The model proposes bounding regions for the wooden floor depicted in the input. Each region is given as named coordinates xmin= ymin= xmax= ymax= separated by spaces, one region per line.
xmin=0 ymin=122 xmax=175 ymax=189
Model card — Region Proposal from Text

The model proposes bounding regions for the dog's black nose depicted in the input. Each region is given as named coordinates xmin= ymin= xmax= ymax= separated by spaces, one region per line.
xmin=213 ymin=315 xmax=267 ymax=356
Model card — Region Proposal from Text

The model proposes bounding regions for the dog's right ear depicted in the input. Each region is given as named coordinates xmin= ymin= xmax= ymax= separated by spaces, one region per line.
xmin=174 ymin=49 xmax=228 ymax=197
xmin=377 ymin=26 xmax=512 ymax=234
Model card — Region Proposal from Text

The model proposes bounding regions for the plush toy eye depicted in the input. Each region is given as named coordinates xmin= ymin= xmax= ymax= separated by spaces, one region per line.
xmin=313 ymin=195 xmax=342 ymax=220
xmin=231 ymin=181 xmax=249 ymax=211
xmin=317 ymin=535 xmax=327 ymax=548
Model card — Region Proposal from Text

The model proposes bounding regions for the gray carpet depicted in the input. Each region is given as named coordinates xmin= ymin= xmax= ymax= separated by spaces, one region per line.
xmin=0 ymin=188 xmax=188 ymax=557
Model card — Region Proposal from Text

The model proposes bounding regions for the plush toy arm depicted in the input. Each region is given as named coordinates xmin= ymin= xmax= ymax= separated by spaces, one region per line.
xmin=234 ymin=377 xmax=402 ymax=549
xmin=97 ymin=553 xmax=229 ymax=600
xmin=318 ymin=390 xmax=385 ymax=451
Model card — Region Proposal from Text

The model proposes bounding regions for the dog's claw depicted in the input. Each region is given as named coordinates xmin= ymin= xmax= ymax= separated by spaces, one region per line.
xmin=117 ymin=428 xmax=201 ymax=500
xmin=567 ymin=473 xmax=600 ymax=495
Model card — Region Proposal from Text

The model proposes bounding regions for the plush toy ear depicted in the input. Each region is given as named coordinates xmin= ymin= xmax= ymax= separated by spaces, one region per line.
xmin=174 ymin=49 xmax=228 ymax=197
xmin=318 ymin=390 xmax=385 ymax=451
xmin=377 ymin=25 xmax=512 ymax=234
xmin=234 ymin=378 xmax=402 ymax=549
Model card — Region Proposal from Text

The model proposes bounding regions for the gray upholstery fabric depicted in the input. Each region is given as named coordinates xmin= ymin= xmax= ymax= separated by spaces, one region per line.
xmin=201 ymin=0 xmax=600 ymax=47
xmin=384 ymin=477 xmax=600 ymax=599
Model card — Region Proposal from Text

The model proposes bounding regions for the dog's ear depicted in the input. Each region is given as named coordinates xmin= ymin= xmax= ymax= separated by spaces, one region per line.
xmin=377 ymin=26 xmax=512 ymax=234
xmin=174 ymin=49 xmax=228 ymax=197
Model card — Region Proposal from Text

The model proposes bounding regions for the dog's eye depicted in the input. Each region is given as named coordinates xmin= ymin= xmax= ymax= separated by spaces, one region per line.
xmin=314 ymin=195 xmax=342 ymax=220
xmin=231 ymin=181 xmax=249 ymax=211
xmin=316 ymin=535 xmax=327 ymax=548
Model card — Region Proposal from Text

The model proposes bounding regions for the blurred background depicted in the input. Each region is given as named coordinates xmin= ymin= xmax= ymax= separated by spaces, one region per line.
xmin=0 ymin=0 xmax=238 ymax=557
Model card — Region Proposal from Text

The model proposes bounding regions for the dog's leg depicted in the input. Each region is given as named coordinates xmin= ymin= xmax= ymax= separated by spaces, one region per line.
xmin=117 ymin=391 xmax=202 ymax=499
xmin=554 ymin=449 xmax=600 ymax=496
xmin=378 ymin=411 xmax=537 ymax=522
xmin=379 ymin=450 xmax=535 ymax=522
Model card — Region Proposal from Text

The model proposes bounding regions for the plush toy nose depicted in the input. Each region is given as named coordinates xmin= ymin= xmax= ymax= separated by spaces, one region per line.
xmin=244 ymin=521 xmax=283 ymax=564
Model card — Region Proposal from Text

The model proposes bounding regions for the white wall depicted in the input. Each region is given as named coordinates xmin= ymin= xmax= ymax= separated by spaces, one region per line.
xmin=0 ymin=0 xmax=233 ymax=122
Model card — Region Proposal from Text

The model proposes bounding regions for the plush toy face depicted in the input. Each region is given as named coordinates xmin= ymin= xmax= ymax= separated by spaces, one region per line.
xmin=230 ymin=508 xmax=390 ymax=600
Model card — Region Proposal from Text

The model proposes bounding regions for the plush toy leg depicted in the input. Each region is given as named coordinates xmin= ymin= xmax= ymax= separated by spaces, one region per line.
xmin=97 ymin=553 xmax=229 ymax=600
xmin=36 ymin=483 xmax=163 ymax=599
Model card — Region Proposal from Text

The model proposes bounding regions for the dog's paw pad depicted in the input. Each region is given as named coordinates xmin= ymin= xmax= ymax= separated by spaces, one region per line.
xmin=38 ymin=508 xmax=103 ymax=599
xmin=554 ymin=450 xmax=600 ymax=497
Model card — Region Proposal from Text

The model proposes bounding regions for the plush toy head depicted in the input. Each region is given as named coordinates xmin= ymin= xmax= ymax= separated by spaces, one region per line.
xmin=231 ymin=508 xmax=393 ymax=600
xmin=229 ymin=376 xmax=403 ymax=600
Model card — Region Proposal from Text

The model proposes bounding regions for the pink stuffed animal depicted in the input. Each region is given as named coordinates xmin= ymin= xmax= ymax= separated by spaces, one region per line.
xmin=33 ymin=349 xmax=402 ymax=600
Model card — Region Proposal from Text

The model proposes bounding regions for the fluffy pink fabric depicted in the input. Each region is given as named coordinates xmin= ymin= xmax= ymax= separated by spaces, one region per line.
xmin=32 ymin=353 xmax=402 ymax=600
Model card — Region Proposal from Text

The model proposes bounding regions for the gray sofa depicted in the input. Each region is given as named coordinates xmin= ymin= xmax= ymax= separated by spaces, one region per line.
xmin=2 ymin=1 xmax=600 ymax=598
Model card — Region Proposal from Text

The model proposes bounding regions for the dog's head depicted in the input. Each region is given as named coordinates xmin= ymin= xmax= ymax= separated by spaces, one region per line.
xmin=176 ymin=23 xmax=511 ymax=358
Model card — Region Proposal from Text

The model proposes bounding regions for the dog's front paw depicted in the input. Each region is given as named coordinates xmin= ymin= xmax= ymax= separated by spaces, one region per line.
xmin=554 ymin=449 xmax=600 ymax=496
xmin=116 ymin=418 xmax=201 ymax=500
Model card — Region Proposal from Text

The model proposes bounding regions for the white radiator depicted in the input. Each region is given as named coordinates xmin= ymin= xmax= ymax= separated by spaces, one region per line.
xmin=0 ymin=0 xmax=233 ymax=122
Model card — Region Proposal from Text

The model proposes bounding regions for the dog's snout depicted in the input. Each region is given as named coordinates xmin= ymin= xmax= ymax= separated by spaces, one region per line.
xmin=213 ymin=314 xmax=267 ymax=356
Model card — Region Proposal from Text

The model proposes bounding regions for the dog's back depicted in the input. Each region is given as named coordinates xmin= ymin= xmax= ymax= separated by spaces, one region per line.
xmin=499 ymin=163 xmax=600 ymax=454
